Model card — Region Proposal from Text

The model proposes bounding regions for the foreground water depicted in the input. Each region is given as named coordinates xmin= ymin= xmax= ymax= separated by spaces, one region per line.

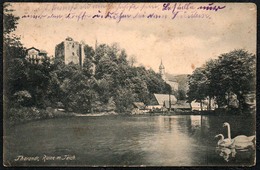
xmin=4 ymin=114 xmax=255 ymax=166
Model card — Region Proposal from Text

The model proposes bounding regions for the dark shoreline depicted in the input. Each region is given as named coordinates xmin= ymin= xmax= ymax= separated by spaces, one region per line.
xmin=5 ymin=106 xmax=255 ymax=127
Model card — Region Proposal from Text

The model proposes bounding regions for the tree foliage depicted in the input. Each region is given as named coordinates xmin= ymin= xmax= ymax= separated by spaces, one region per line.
xmin=4 ymin=4 xmax=171 ymax=113
xmin=187 ymin=49 xmax=256 ymax=110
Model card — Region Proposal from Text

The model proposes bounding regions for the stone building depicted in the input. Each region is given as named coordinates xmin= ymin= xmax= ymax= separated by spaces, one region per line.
xmin=25 ymin=47 xmax=48 ymax=64
xmin=159 ymin=60 xmax=179 ymax=91
xmin=55 ymin=37 xmax=85 ymax=66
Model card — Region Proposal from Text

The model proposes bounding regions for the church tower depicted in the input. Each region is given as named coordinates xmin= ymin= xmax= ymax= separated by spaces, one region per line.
xmin=159 ymin=59 xmax=166 ymax=81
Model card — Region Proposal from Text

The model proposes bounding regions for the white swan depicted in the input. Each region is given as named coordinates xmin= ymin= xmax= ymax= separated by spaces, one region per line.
xmin=223 ymin=122 xmax=255 ymax=149
xmin=215 ymin=134 xmax=233 ymax=147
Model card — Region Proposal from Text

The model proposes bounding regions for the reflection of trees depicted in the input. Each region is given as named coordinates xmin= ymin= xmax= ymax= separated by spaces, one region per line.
xmin=158 ymin=116 xmax=173 ymax=132
xmin=186 ymin=116 xmax=210 ymax=143
xmin=187 ymin=116 xmax=201 ymax=137
xmin=201 ymin=116 xmax=210 ymax=134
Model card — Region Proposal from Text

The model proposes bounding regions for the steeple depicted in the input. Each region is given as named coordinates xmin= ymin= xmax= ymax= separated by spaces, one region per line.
xmin=159 ymin=59 xmax=166 ymax=81
xmin=159 ymin=59 xmax=165 ymax=69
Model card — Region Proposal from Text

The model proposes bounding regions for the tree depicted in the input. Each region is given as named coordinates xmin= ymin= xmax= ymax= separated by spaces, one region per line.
xmin=4 ymin=4 xmax=27 ymax=107
xmin=117 ymin=49 xmax=128 ymax=65
xmin=97 ymin=74 xmax=114 ymax=104
xmin=128 ymin=55 xmax=137 ymax=67
xmin=3 ymin=3 xmax=26 ymax=63
xmin=83 ymin=44 xmax=95 ymax=77
xmin=187 ymin=49 xmax=256 ymax=111
xmin=177 ymin=89 xmax=186 ymax=100
xmin=56 ymin=64 xmax=99 ymax=113
xmin=95 ymin=56 xmax=119 ymax=79
xmin=114 ymin=87 xmax=135 ymax=113
xmin=187 ymin=67 xmax=208 ymax=110
xmin=213 ymin=49 xmax=256 ymax=109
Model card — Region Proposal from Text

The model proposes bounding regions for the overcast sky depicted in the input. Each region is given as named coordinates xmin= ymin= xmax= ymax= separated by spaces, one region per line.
xmin=9 ymin=3 xmax=256 ymax=74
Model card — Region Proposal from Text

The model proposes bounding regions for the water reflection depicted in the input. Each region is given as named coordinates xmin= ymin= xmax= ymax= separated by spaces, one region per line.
xmin=186 ymin=115 xmax=210 ymax=142
xmin=215 ymin=147 xmax=236 ymax=162
xmin=215 ymin=146 xmax=255 ymax=163
xmin=144 ymin=116 xmax=196 ymax=165
xmin=189 ymin=115 xmax=201 ymax=135
xmin=6 ymin=114 xmax=255 ymax=166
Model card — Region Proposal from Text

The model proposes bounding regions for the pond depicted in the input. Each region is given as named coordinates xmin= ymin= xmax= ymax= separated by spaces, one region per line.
xmin=4 ymin=114 xmax=255 ymax=166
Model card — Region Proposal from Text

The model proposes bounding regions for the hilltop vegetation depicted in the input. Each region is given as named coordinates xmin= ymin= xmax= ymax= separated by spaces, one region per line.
xmin=4 ymin=5 xmax=171 ymax=118
xmin=6 ymin=43 xmax=172 ymax=114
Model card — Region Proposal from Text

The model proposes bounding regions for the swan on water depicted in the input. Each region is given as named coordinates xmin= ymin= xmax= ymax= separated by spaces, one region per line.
xmin=215 ymin=134 xmax=233 ymax=147
xmin=223 ymin=122 xmax=255 ymax=149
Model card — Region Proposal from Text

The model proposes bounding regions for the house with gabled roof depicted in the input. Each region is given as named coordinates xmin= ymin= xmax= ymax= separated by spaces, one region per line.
xmin=147 ymin=93 xmax=177 ymax=111
xmin=132 ymin=102 xmax=149 ymax=114
xmin=26 ymin=47 xmax=48 ymax=64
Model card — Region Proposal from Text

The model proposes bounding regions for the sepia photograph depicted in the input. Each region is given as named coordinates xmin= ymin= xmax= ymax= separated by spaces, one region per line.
xmin=3 ymin=2 xmax=256 ymax=166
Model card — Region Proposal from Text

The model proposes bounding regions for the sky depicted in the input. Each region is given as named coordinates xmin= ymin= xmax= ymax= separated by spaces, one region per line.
xmin=9 ymin=3 xmax=256 ymax=74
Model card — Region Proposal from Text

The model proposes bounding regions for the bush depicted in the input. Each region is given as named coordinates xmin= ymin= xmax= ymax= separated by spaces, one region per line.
xmin=7 ymin=106 xmax=73 ymax=125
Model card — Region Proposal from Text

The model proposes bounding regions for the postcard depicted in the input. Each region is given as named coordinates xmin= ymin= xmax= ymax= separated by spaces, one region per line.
xmin=3 ymin=2 xmax=256 ymax=166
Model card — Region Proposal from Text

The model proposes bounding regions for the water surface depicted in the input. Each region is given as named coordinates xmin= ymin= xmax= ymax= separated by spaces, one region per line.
xmin=4 ymin=114 xmax=255 ymax=166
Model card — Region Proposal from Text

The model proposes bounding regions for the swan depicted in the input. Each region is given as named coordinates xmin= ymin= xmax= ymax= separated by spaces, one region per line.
xmin=215 ymin=134 xmax=233 ymax=147
xmin=223 ymin=122 xmax=255 ymax=149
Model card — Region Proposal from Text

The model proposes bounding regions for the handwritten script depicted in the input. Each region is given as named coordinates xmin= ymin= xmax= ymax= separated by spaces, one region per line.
xmin=20 ymin=3 xmax=226 ymax=23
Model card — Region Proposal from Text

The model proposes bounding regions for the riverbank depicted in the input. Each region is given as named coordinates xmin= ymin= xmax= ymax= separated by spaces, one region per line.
xmin=6 ymin=107 xmax=75 ymax=126
xmin=6 ymin=106 xmax=255 ymax=126
xmin=6 ymin=107 xmax=122 ymax=126
xmin=73 ymin=111 xmax=118 ymax=117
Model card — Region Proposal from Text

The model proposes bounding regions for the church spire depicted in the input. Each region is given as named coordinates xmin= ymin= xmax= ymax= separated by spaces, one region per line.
xmin=159 ymin=59 xmax=165 ymax=69
xmin=159 ymin=58 xmax=166 ymax=81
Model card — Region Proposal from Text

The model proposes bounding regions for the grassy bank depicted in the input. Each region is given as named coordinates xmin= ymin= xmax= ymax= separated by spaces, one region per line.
xmin=6 ymin=107 xmax=75 ymax=126
xmin=6 ymin=106 xmax=255 ymax=126
xmin=146 ymin=108 xmax=255 ymax=116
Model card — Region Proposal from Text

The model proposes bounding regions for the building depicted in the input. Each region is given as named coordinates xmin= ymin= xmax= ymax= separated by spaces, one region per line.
xmin=166 ymin=79 xmax=179 ymax=92
xmin=159 ymin=59 xmax=166 ymax=81
xmin=171 ymin=100 xmax=192 ymax=111
xmin=148 ymin=93 xmax=177 ymax=111
xmin=190 ymin=101 xmax=208 ymax=111
xmin=55 ymin=37 xmax=85 ymax=66
xmin=131 ymin=102 xmax=149 ymax=114
xmin=159 ymin=60 xmax=179 ymax=91
xmin=25 ymin=47 xmax=48 ymax=64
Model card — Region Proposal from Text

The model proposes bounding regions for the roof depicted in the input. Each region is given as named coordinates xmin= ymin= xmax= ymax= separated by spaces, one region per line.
xmin=167 ymin=79 xmax=178 ymax=82
xmin=164 ymin=101 xmax=172 ymax=109
xmin=26 ymin=47 xmax=40 ymax=52
xmin=132 ymin=102 xmax=146 ymax=109
xmin=154 ymin=93 xmax=177 ymax=105
xmin=26 ymin=47 xmax=47 ymax=54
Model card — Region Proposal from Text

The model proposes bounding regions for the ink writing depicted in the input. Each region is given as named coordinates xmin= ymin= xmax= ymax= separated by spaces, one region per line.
xmin=19 ymin=3 xmax=227 ymax=23
xmin=197 ymin=3 xmax=226 ymax=11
